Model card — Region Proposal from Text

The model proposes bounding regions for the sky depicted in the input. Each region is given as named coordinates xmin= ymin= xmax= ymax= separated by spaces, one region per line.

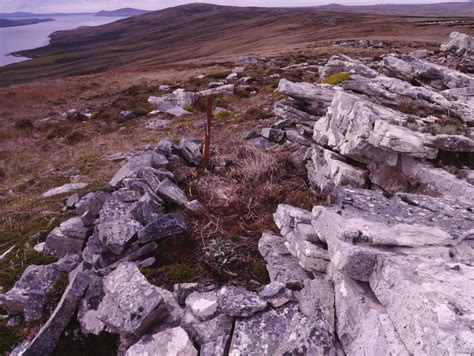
xmin=0 ymin=0 xmax=468 ymax=13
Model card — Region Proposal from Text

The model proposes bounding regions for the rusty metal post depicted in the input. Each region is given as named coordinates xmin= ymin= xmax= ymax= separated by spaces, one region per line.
xmin=203 ymin=97 xmax=212 ymax=168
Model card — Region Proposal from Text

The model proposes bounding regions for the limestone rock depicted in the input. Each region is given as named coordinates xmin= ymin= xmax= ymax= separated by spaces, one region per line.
xmin=173 ymin=283 xmax=216 ymax=306
xmin=44 ymin=216 xmax=92 ymax=258
xmin=156 ymin=178 xmax=188 ymax=206
xmin=320 ymin=54 xmax=379 ymax=79
xmin=440 ymin=32 xmax=474 ymax=55
xmin=185 ymin=291 xmax=219 ymax=321
xmin=258 ymin=233 xmax=311 ymax=289
xmin=277 ymin=79 xmax=336 ymax=116
xmin=217 ymin=286 xmax=267 ymax=317
xmin=137 ymin=213 xmax=187 ymax=244
xmin=199 ymin=84 xmax=235 ymax=96
xmin=22 ymin=270 xmax=90 ymax=356
xmin=125 ymin=327 xmax=197 ymax=356
xmin=110 ymin=152 xmax=168 ymax=187
xmin=42 ymin=183 xmax=88 ymax=198
xmin=178 ymin=138 xmax=203 ymax=166
xmin=261 ymin=127 xmax=285 ymax=143
xmin=148 ymin=89 xmax=197 ymax=116
xmin=96 ymin=262 xmax=168 ymax=338
xmin=306 ymin=146 xmax=368 ymax=199
xmin=229 ymin=302 xmax=337 ymax=355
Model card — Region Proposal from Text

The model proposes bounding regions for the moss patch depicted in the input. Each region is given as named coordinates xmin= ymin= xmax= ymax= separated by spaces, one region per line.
xmin=322 ymin=72 xmax=351 ymax=85
xmin=249 ymin=260 xmax=270 ymax=284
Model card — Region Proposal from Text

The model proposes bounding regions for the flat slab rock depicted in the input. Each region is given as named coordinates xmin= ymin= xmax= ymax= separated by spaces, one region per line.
xmin=310 ymin=187 xmax=474 ymax=354
xmin=96 ymin=262 xmax=168 ymax=338
xmin=229 ymin=302 xmax=336 ymax=356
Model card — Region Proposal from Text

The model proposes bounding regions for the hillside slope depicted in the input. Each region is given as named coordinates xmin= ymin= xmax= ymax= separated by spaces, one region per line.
xmin=314 ymin=2 xmax=474 ymax=17
xmin=1 ymin=3 xmax=473 ymax=86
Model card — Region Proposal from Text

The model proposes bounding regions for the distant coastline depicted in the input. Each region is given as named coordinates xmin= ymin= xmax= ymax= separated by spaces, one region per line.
xmin=0 ymin=18 xmax=55 ymax=28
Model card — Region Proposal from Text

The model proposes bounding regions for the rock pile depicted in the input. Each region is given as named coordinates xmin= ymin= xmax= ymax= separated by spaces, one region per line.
xmin=1 ymin=32 xmax=473 ymax=356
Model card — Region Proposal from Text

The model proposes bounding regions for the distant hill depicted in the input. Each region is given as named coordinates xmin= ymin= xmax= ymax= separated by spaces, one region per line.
xmin=313 ymin=2 xmax=474 ymax=17
xmin=1 ymin=3 xmax=473 ymax=85
xmin=0 ymin=18 xmax=54 ymax=28
xmin=95 ymin=8 xmax=149 ymax=17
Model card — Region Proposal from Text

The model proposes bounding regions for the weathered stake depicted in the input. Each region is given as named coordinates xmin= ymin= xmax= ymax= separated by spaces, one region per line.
xmin=203 ymin=97 xmax=213 ymax=168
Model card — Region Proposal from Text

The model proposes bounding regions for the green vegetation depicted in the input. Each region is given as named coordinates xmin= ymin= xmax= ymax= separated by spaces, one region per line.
xmin=322 ymin=72 xmax=351 ymax=85
xmin=167 ymin=263 xmax=198 ymax=283
xmin=263 ymin=84 xmax=276 ymax=93
xmin=215 ymin=110 xmax=232 ymax=119
xmin=245 ymin=107 xmax=272 ymax=121
xmin=204 ymin=238 xmax=234 ymax=268
xmin=249 ymin=260 xmax=270 ymax=283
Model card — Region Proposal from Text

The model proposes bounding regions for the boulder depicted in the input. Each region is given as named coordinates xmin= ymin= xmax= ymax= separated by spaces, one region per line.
xmin=137 ymin=213 xmax=187 ymax=244
xmin=148 ymin=89 xmax=197 ymax=116
xmin=110 ymin=152 xmax=168 ymax=187
xmin=273 ymin=98 xmax=320 ymax=123
xmin=96 ymin=190 xmax=143 ymax=255
xmin=44 ymin=216 xmax=92 ymax=258
xmin=238 ymin=56 xmax=258 ymax=64
xmin=178 ymin=138 xmax=203 ymax=166
xmin=261 ymin=127 xmax=285 ymax=143
xmin=185 ymin=291 xmax=219 ymax=321
xmin=319 ymin=54 xmax=379 ymax=79
xmin=229 ymin=302 xmax=337 ymax=355
xmin=276 ymin=79 xmax=336 ymax=116
xmin=125 ymin=327 xmax=197 ymax=356
xmin=217 ymin=286 xmax=267 ymax=317
xmin=440 ymin=32 xmax=474 ymax=55
xmin=0 ymin=256 xmax=79 ymax=321
xmin=156 ymin=178 xmax=188 ymax=206
xmin=96 ymin=262 xmax=168 ymax=338
xmin=173 ymin=283 xmax=216 ymax=306
xmin=259 ymin=281 xmax=293 ymax=308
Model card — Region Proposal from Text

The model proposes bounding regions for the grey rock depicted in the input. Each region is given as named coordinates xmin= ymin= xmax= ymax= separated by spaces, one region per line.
xmin=261 ymin=127 xmax=285 ymax=143
xmin=320 ymin=54 xmax=379 ymax=79
xmin=136 ymin=257 xmax=156 ymax=268
xmin=271 ymin=118 xmax=294 ymax=129
xmin=259 ymin=281 xmax=293 ymax=308
xmin=174 ymin=283 xmax=216 ymax=306
xmin=383 ymin=55 xmax=474 ymax=90
xmin=217 ymin=286 xmax=267 ymax=317
xmin=440 ymin=31 xmax=474 ymax=56
xmin=306 ymin=146 xmax=368 ymax=199
xmin=185 ymin=199 xmax=204 ymax=213
xmin=156 ymin=137 xmax=175 ymax=156
xmin=96 ymin=190 xmax=143 ymax=255
xmin=148 ymin=89 xmax=197 ymax=115
xmin=273 ymin=98 xmax=320 ymax=123
xmin=182 ymin=312 xmax=233 ymax=356
xmin=96 ymin=262 xmax=168 ymax=338
xmin=258 ymin=233 xmax=311 ymax=289
xmin=408 ymin=49 xmax=433 ymax=59
xmin=42 ymin=183 xmax=88 ymax=198
xmin=238 ymin=55 xmax=258 ymax=64
xmin=22 ymin=270 xmax=90 ymax=356
xmin=76 ymin=190 xmax=109 ymax=218
xmin=229 ymin=302 xmax=337 ymax=356
xmin=145 ymin=118 xmax=172 ymax=129
xmin=277 ymin=79 xmax=336 ymax=116
xmin=44 ymin=216 xmax=92 ymax=258
xmin=185 ymin=291 xmax=219 ymax=321
xmin=297 ymin=276 xmax=335 ymax=329
xmin=137 ymin=213 xmax=187 ymax=244
xmin=125 ymin=327 xmax=197 ymax=356
xmin=110 ymin=151 xmax=168 ymax=187
xmin=199 ymin=84 xmax=235 ymax=96
xmin=156 ymin=178 xmax=188 ymax=206
xmin=178 ymin=138 xmax=203 ymax=166
xmin=285 ymin=128 xmax=311 ymax=146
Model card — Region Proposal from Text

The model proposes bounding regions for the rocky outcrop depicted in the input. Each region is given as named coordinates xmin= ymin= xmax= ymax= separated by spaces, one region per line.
xmin=148 ymin=89 xmax=197 ymax=116
xmin=265 ymin=187 xmax=474 ymax=355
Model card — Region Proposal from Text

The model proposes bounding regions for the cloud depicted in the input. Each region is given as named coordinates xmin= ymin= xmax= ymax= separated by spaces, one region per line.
xmin=0 ymin=0 xmax=459 ymax=13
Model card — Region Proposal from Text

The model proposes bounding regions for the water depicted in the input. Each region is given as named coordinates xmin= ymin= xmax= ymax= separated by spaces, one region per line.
xmin=0 ymin=15 xmax=124 ymax=67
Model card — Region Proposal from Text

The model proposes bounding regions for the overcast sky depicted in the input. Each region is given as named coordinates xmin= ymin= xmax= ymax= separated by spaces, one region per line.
xmin=0 ymin=0 xmax=467 ymax=13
